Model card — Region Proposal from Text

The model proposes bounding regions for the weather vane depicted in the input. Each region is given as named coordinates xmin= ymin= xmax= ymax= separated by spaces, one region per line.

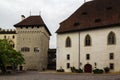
xmin=84 ymin=0 xmax=86 ymax=3
xmin=39 ymin=11 xmax=41 ymax=16
xmin=30 ymin=10 xmax=31 ymax=16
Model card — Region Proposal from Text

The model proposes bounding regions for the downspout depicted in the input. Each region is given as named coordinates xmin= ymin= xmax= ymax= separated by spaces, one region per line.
xmin=78 ymin=32 xmax=80 ymax=68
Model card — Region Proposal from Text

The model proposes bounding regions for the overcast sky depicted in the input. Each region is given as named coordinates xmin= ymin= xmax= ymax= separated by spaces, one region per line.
xmin=0 ymin=0 xmax=91 ymax=48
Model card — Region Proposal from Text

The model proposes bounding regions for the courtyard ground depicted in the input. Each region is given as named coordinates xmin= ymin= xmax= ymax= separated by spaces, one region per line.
xmin=0 ymin=71 xmax=120 ymax=80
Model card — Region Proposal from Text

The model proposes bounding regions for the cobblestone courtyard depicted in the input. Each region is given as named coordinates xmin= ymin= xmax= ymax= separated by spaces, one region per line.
xmin=0 ymin=71 xmax=120 ymax=80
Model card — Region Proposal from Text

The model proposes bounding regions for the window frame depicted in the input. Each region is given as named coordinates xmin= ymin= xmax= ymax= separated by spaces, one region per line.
xmin=13 ymin=35 xmax=15 ymax=39
xmin=67 ymin=54 xmax=70 ymax=60
xmin=108 ymin=32 xmax=116 ymax=45
xmin=86 ymin=54 xmax=90 ymax=60
xmin=85 ymin=34 xmax=92 ymax=46
xmin=65 ymin=37 xmax=71 ymax=47
xmin=67 ymin=63 xmax=70 ymax=69
xmin=109 ymin=53 xmax=114 ymax=60
xmin=21 ymin=47 xmax=30 ymax=52
xmin=109 ymin=63 xmax=114 ymax=70
xmin=34 ymin=47 xmax=40 ymax=53
xmin=4 ymin=35 xmax=6 ymax=39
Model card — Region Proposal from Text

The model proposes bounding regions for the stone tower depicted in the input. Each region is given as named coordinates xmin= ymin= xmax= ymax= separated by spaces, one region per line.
xmin=14 ymin=15 xmax=51 ymax=71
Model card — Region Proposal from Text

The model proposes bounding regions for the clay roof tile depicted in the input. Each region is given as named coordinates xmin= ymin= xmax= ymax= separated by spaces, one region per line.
xmin=57 ymin=0 xmax=120 ymax=33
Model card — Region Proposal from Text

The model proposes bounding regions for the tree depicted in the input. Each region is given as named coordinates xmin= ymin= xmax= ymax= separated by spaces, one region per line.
xmin=0 ymin=39 xmax=24 ymax=73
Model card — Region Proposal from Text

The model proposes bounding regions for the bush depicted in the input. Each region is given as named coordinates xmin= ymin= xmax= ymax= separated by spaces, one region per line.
xmin=104 ymin=67 xmax=110 ymax=73
xmin=93 ymin=69 xmax=104 ymax=74
xmin=76 ymin=68 xmax=83 ymax=73
xmin=71 ymin=67 xmax=83 ymax=73
xmin=56 ymin=69 xmax=64 ymax=72
xmin=71 ymin=67 xmax=76 ymax=72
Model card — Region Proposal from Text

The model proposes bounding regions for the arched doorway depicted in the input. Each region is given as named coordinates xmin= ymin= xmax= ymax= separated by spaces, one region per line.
xmin=84 ymin=64 xmax=92 ymax=73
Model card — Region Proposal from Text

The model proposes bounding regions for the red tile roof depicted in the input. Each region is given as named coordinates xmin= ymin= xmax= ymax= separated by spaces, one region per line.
xmin=56 ymin=0 xmax=120 ymax=33
xmin=14 ymin=16 xmax=51 ymax=35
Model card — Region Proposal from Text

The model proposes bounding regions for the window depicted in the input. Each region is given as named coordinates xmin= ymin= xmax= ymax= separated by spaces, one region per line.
xmin=106 ymin=6 xmax=112 ymax=10
xmin=85 ymin=35 xmax=91 ymax=46
xmin=9 ymin=40 xmax=15 ymax=48
xmin=26 ymin=26 xmax=28 ymax=29
xmin=86 ymin=54 xmax=90 ymax=60
xmin=34 ymin=47 xmax=40 ymax=53
xmin=32 ymin=26 xmax=34 ymax=29
xmin=108 ymin=32 xmax=116 ymax=45
xmin=110 ymin=63 xmax=114 ymax=70
xmin=109 ymin=53 xmax=114 ymax=60
xmin=95 ymin=18 xmax=101 ymax=23
xmin=11 ymin=44 xmax=15 ymax=48
xmin=67 ymin=63 xmax=70 ymax=68
xmin=13 ymin=35 xmax=15 ymax=39
xmin=4 ymin=35 xmax=6 ymax=39
xmin=21 ymin=47 xmax=30 ymax=52
xmin=67 ymin=54 xmax=70 ymax=60
xmin=73 ymin=22 xmax=80 ymax=26
xmin=37 ymin=26 xmax=40 ymax=28
xmin=82 ymin=12 xmax=87 ymax=15
xmin=66 ymin=37 xmax=71 ymax=47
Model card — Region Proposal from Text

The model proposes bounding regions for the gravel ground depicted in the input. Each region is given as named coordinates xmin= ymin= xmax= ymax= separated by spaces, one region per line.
xmin=0 ymin=71 xmax=120 ymax=80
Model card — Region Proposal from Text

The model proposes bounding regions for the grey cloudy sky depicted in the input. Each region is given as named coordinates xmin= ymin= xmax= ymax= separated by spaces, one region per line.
xmin=0 ymin=0 xmax=91 ymax=48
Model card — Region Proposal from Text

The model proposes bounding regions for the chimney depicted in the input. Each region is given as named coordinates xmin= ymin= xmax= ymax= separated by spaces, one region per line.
xmin=21 ymin=15 xmax=25 ymax=21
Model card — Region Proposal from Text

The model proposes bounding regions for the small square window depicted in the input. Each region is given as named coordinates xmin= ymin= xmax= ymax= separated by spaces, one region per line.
xmin=67 ymin=63 xmax=70 ymax=69
xmin=67 ymin=54 xmax=70 ymax=60
xmin=106 ymin=6 xmax=112 ymax=10
xmin=110 ymin=63 xmax=114 ymax=70
xmin=109 ymin=53 xmax=114 ymax=60
xmin=82 ymin=12 xmax=87 ymax=15
xmin=86 ymin=54 xmax=90 ymax=60
xmin=73 ymin=22 xmax=80 ymax=26
xmin=34 ymin=47 xmax=40 ymax=53
xmin=26 ymin=26 xmax=28 ymax=29
xmin=95 ymin=18 xmax=101 ymax=23
xmin=37 ymin=26 xmax=40 ymax=28
xmin=13 ymin=35 xmax=15 ymax=39
xmin=4 ymin=35 xmax=6 ymax=39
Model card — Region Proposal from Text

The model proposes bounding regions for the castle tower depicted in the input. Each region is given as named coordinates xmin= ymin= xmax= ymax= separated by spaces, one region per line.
xmin=14 ymin=15 xmax=51 ymax=71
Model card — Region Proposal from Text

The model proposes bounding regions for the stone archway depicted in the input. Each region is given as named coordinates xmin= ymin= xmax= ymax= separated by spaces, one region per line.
xmin=84 ymin=64 xmax=92 ymax=73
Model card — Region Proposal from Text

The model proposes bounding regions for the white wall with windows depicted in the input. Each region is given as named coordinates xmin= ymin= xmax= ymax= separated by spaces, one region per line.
xmin=57 ymin=32 xmax=79 ymax=72
xmin=57 ymin=26 xmax=120 ymax=72
xmin=80 ymin=26 xmax=120 ymax=72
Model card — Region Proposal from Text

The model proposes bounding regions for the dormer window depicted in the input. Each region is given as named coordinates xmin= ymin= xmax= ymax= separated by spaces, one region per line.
xmin=26 ymin=26 xmax=28 ymax=29
xmin=82 ymin=12 xmax=87 ymax=15
xmin=95 ymin=18 xmax=101 ymax=23
xmin=32 ymin=26 xmax=34 ymax=29
xmin=37 ymin=26 xmax=40 ymax=28
xmin=74 ymin=22 xmax=80 ymax=26
xmin=106 ymin=6 xmax=112 ymax=10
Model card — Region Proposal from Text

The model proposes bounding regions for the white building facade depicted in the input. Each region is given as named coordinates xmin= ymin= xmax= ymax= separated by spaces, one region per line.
xmin=57 ymin=27 xmax=120 ymax=72
xmin=56 ymin=0 xmax=120 ymax=72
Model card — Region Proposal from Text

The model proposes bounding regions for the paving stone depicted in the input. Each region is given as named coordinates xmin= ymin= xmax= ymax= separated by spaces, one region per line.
xmin=0 ymin=71 xmax=120 ymax=80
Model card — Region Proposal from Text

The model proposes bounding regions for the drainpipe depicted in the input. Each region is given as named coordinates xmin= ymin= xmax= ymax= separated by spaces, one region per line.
xmin=78 ymin=32 xmax=80 ymax=68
